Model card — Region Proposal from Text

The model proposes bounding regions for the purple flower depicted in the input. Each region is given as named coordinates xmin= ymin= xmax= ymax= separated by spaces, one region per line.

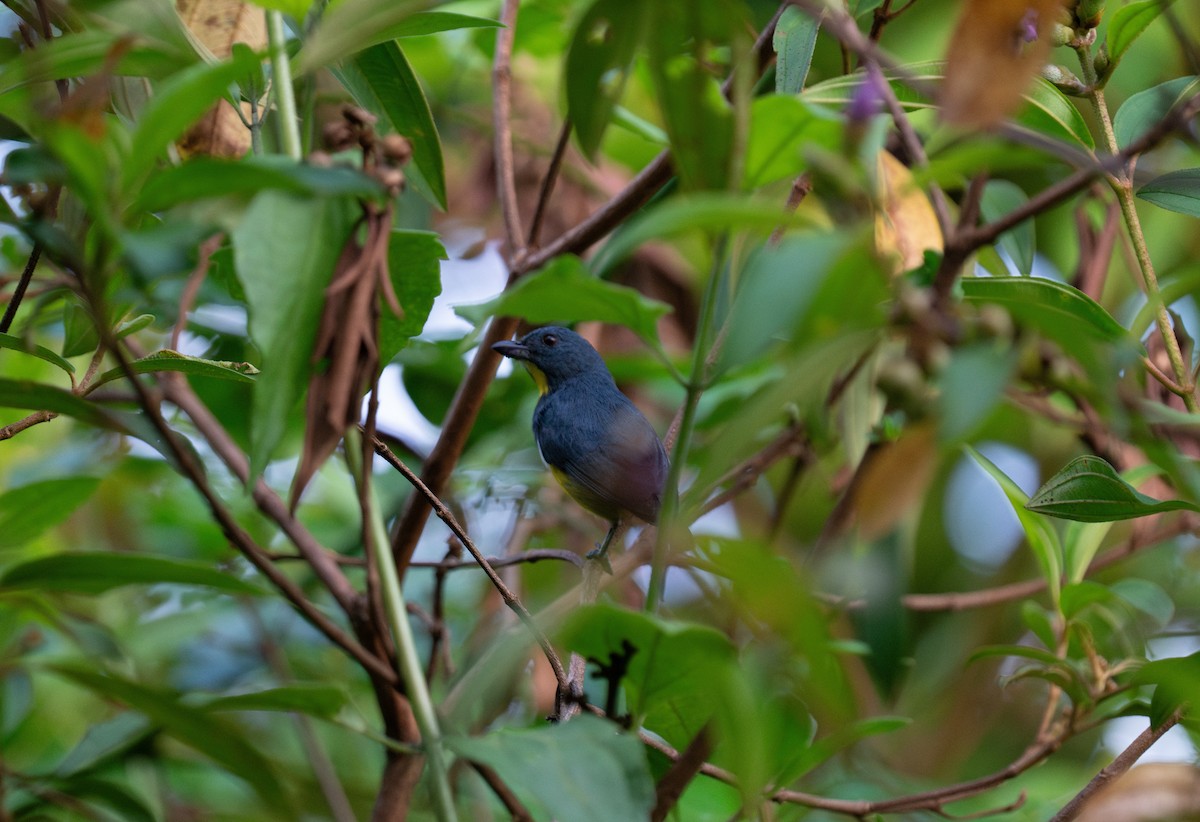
xmin=1018 ymin=9 xmax=1039 ymax=44
xmin=848 ymin=62 xmax=887 ymax=125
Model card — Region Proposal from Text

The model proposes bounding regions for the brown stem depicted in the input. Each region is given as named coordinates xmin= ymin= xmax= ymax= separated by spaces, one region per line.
xmin=471 ymin=762 xmax=534 ymax=821
xmin=1049 ymin=711 xmax=1183 ymax=822
xmin=0 ymin=243 xmax=44 ymax=334
xmin=651 ymin=725 xmax=713 ymax=822
xmin=169 ymin=233 xmax=222 ymax=351
xmin=0 ymin=410 xmax=56 ymax=440
xmin=526 ymin=117 xmax=572 ymax=251
xmin=492 ymin=0 xmax=525 ymax=254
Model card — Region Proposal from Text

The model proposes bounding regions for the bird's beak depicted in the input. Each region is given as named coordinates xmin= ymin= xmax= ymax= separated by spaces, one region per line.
xmin=491 ymin=340 xmax=530 ymax=361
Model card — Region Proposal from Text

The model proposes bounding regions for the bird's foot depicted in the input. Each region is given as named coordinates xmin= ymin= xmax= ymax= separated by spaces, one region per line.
xmin=586 ymin=545 xmax=614 ymax=575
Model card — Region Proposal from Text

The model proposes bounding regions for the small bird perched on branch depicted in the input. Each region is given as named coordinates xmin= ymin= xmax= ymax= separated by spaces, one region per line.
xmin=493 ymin=326 xmax=669 ymax=571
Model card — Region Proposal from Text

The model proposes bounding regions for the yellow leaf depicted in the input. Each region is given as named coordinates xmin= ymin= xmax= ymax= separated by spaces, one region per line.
xmin=874 ymin=150 xmax=943 ymax=274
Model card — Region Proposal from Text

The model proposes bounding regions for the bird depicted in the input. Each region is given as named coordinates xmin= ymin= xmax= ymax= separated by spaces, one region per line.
xmin=492 ymin=326 xmax=669 ymax=571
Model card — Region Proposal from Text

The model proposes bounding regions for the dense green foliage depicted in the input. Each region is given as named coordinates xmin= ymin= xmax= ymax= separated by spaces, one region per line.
xmin=2 ymin=0 xmax=1200 ymax=819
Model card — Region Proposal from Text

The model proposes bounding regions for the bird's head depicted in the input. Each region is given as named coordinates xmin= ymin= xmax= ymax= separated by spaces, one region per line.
xmin=492 ymin=326 xmax=608 ymax=394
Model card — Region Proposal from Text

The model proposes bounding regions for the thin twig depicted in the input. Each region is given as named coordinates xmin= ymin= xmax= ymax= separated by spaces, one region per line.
xmin=0 ymin=243 xmax=44 ymax=334
xmin=651 ymin=725 xmax=713 ymax=822
xmin=641 ymin=719 xmax=1067 ymax=816
xmin=470 ymin=762 xmax=534 ymax=821
xmin=492 ymin=0 xmax=525 ymax=254
xmin=526 ymin=117 xmax=572 ymax=250
xmin=0 ymin=410 xmax=56 ymax=440
xmin=170 ymin=233 xmax=222 ymax=351
xmin=1049 ymin=711 xmax=1183 ymax=822
xmin=370 ymin=431 xmax=572 ymax=717
xmin=411 ymin=548 xmax=584 ymax=570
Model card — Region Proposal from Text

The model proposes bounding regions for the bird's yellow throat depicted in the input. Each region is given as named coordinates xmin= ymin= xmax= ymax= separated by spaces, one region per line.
xmin=523 ymin=362 xmax=549 ymax=396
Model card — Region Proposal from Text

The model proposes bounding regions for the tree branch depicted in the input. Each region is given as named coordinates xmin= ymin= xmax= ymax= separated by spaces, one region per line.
xmin=492 ymin=0 xmax=525 ymax=254
xmin=1050 ymin=710 xmax=1184 ymax=822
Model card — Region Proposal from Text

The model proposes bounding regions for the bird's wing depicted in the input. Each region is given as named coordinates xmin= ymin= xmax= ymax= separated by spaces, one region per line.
xmin=537 ymin=392 xmax=668 ymax=524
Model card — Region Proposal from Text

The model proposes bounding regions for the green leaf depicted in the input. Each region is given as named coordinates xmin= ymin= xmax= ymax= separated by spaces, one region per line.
xmin=1133 ymin=652 xmax=1200 ymax=727
xmin=773 ymin=5 xmax=821 ymax=94
xmin=1111 ymin=578 xmax=1175 ymax=628
xmin=1016 ymin=79 xmax=1095 ymax=150
xmin=565 ymin=0 xmax=647 ymax=159
xmin=979 ymin=180 xmax=1034 ymax=276
xmin=961 ymin=277 xmax=1132 ymax=344
xmin=447 ymin=715 xmax=654 ymax=822
xmin=122 ymin=48 xmax=265 ymax=194
xmin=380 ymin=11 xmax=501 ymax=38
xmin=720 ymin=232 xmax=871 ymax=368
xmin=1062 ymin=518 xmax=1115 ymax=584
xmin=967 ymin=446 xmax=1064 ymax=602
xmin=1113 ymin=76 xmax=1198 ymax=149
xmin=456 ymin=255 xmax=671 ymax=346
xmin=0 ymin=30 xmax=193 ymax=96
xmin=803 ymin=67 xmax=1094 ymax=150
xmin=116 ymin=314 xmax=156 ymax=339
xmin=55 ymin=713 xmax=155 ymax=776
xmin=968 ymin=644 xmax=1063 ymax=666
xmin=1137 ymin=168 xmax=1200 ymax=218
xmin=783 ymin=716 xmax=909 ymax=781
xmin=0 ymin=378 xmax=121 ymax=430
xmin=43 ymin=777 xmax=157 ymax=822
xmin=334 ymin=42 xmax=447 ymax=209
xmin=937 ymin=343 xmax=1016 ymax=443
xmin=592 ymin=193 xmax=815 ymax=275
xmin=0 ymin=477 xmax=101 ymax=550
xmin=295 ymin=0 xmax=428 ymax=73
xmin=199 ymin=684 xmax=347 ymax=718
xmin=232 ymin=191 xmax=356 ymax=479
xmin=48 ymin=666 xmax=287 ymax=810
xmin=0 ymin=552 xmax=266 ymax=595
xmin=558 ymin=603 xmax=737 ymax=748
xmin=1107 ymin=0 xmax=1175 ymax=68
xmin=62 ymin=300 xmax=99 ymax=359
xmin=379 ymin=229 xmax=445 ymax=364
xmin=744 ymin=95 xmax=841 ymax=189
xmin=644 ymin=5 xmax=739 ymax=191
xmin=0 ymin=332 xmax=75 ymax=374
xmin=91 ymin=350 xmax=258 ymax=390
xmin=135 ymin=156 xmax=385 ymax=212
xmin=1026 ymin=455 xmax=1200 ymax=522
xmin=1059 ymin=580 xmax=1113 ymax=618
xmin=1020 ymin=601 xmax=1057 ymax=649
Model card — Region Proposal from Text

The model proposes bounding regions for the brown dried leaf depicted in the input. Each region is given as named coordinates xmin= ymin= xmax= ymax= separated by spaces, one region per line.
xmin=848 ymin=425 xmax=938 ymax=540
xmin=290 ymin=206 xmax=398 ymax=509
xmin=874 ymin=150 xmax=943 ymax=275
xmin=940 ymin=0 xmax=1068 ymax=129
xmin=175 ymin=0 xmax=266 ymax=157
xmin=1077 ymin=763 xmax=1200 ymax=822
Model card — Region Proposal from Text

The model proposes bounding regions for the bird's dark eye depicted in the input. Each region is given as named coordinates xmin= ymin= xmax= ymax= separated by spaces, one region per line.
xmin=543 ymin=334 xmax=558 ymax=347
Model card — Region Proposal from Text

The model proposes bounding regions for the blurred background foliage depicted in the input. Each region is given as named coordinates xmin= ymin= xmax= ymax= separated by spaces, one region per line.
xmin=1 ymin=0 xmax=1200 ymax=819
